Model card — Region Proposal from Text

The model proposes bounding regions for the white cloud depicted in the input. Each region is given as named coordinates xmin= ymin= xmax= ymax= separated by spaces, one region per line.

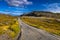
xmin=0 ymin=11 xmax=10 ymax=14
xmin=0 ymin=11 xmax=23 ymax=15
xmin=43 ymin=3 xmax=60 ymax=13
xmin=5 ymin=0 xmax=32 ymax=7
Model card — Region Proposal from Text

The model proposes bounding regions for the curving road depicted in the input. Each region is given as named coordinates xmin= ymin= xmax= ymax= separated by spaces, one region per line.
xmin=18 ymin=18 xmax=60 ymax=40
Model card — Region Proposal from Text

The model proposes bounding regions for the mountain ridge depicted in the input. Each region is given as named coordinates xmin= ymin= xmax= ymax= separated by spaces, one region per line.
xmin=21 ymin=11 xmax=60 ymax=18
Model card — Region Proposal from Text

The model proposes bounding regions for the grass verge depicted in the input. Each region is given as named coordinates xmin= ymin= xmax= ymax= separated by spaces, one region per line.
xmin=21 ymin=16 xmax=60 ymax=36
xmin=0 ymin=15 xmax=20 ymax=40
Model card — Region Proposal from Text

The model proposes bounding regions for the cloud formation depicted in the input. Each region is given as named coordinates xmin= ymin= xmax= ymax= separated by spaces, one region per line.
xmin=5 ymin=0 xmax=32 ymax=7
xmin=43 ymin=3 xmax=60 ymax=13
xmin=0 ymin=11 xmax=23 ymax=15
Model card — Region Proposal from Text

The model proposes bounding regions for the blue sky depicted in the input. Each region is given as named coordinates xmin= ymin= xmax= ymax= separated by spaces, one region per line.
xmin=0 ymin=0 xmax=60 ymax=15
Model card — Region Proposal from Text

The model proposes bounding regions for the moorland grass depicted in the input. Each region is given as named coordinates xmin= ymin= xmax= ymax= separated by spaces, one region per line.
xmin=21 ymin=17 xmax=60 ymax=36
xmin=0 ymin=15 xmax=20 ymax=39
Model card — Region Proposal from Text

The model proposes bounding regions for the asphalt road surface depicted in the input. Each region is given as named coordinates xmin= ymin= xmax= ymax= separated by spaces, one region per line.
xmin=18 ymin=18 xmax=60 ymax=40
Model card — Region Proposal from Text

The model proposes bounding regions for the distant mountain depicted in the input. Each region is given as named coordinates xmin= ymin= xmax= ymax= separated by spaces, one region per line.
xmin=21 ymin=11 xmax=60 ymax=18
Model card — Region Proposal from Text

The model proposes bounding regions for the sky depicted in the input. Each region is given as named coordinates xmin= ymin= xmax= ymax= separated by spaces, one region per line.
xmin=0 ymin=0 xmax=60 ymax=15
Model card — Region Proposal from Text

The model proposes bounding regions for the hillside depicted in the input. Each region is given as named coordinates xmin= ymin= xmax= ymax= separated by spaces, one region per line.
xmin=20 ymin=11 xmax=60 ymax=36
xmin=0 ymin=14 xmax=20 ymax=40
xmin=21 ymin=11 xmax=60 ymax=18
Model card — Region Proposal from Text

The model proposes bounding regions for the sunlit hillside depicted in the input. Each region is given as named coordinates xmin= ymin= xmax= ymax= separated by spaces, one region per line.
xmin=0 ymin=14 xmax=20 ymax=40
xmin=20 ymin=11 xmax=60 ymax=36
xmin=21 ymin=16 xmax=60 ymax=36
xmin=21 ymin=11 xmax=60 ymax=18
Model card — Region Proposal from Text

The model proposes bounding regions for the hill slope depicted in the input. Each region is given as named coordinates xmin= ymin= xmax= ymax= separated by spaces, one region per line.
xmin=20 ymin=11 xmax=60 ymax=36
xmin=21 ymin=11 xmax=60 ymax=18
